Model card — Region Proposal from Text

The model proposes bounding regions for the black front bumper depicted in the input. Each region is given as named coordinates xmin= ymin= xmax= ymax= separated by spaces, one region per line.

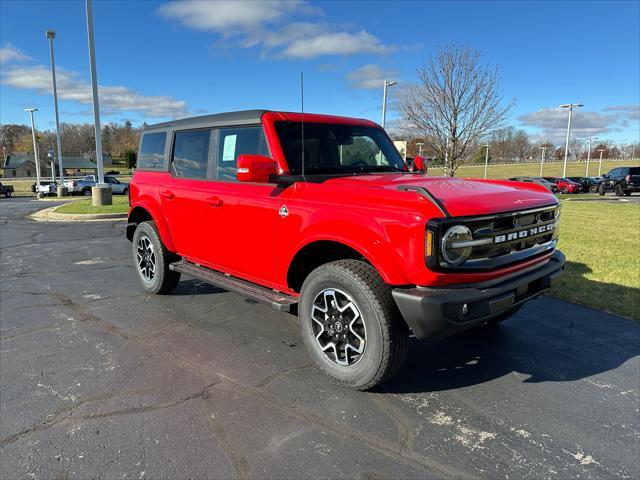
xmin=392 ymin=250 xmax=565 ymax=340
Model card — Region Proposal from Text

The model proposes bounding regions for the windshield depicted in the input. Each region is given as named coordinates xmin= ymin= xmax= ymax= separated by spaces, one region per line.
xmin=275 ymin=121 xmax=406 ymax=175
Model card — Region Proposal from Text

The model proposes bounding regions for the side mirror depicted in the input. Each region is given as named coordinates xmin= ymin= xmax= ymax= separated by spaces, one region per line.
xmin=237 ymin=155 xmax=277 ymax=183
xmin=413 ymin=156 xmax=428 ymax=173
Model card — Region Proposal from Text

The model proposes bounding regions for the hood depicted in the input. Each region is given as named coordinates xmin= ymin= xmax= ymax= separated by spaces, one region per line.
xmin=323 ymin=174 xmax=557 ymax=217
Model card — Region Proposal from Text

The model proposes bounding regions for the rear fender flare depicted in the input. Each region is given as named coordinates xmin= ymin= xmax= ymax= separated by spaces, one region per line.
xmin=127 ymin=199 xmax=176 ymax=252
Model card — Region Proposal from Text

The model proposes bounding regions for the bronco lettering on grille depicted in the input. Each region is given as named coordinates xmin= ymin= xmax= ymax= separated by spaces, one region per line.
xmin=494 ymin=223 xmax=555 ymax=244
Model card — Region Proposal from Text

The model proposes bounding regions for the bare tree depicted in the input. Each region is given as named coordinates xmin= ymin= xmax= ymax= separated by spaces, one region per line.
xmin=402 ymin=45 xmax=512 ymax=176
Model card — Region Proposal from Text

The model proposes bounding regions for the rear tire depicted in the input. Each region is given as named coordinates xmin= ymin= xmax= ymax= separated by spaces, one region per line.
xmin=83 ymin=188 xmax=91 ymax=196
xmin=589 ymin=185 xmax=598 ymax=193
xmin=299 ymin=259 xmax=409 ymax=390
xmin=615 ymin=184 xmax=623 ymax=196
xmin=132 ymin=221 xmax=181 ymax=294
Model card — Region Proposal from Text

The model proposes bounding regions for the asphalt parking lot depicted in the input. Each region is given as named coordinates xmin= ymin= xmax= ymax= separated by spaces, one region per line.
xmin=1 ymin=197 xmax=639 ymax=479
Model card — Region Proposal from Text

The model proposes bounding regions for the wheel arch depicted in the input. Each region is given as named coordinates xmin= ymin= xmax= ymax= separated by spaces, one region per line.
xmin=286 ymin=237 xmax=408 ymax=293
xmin=126 ymin=202 xmax=176 ymax=252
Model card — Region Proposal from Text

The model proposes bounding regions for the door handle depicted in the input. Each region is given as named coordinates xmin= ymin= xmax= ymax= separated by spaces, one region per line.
xmin=160 ymin=190 xmax=174 ymax=200
xmin=205 ymin=195 xmax=223 ymax=207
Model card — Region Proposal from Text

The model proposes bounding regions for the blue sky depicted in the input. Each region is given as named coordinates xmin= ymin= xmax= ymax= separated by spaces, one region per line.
xmin=1 ymin=0 xmax=638 ymax=145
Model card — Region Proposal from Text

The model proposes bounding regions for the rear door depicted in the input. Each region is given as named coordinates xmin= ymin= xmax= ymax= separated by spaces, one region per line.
xmin=161 ymin=128 xmax=213 ymax=258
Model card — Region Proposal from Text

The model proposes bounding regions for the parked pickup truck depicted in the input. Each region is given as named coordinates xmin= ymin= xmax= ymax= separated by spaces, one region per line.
xmin=597 ymin=166 xmax=640 ymax=196
xmin=0 ymin=181 xmax=14 ymax=198
xmin=65 ymin=175 xmax=129 ymax=196
xmin=126 ymin=110 xmax=564 ymax=389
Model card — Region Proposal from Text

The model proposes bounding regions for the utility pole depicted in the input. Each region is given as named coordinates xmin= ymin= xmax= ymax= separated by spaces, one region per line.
xmin=585 ymin=136 xmax=597 ymax=177
xmin=46 ymin=29 xmax=67 ymax=196
xmin=381 ymin=80 xmax=398 ymax=128
xmin=24 ymin=108 xmax=42 ymax=198
xmin=483 ymin=144 xmax=491 ymax=179
xmin=539 ymin=146 xmax=548 ymax=177
xmin=560 ymin=103 xmax=583 ymax=178
xmin=597 ymin=149 xmax=607 ymax=177
xmin=85 ymin=0 xmax=111 ymax=205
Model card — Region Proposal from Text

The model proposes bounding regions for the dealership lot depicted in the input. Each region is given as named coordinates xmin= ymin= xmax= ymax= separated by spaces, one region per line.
xmin=1 ymin=198 xmax=638 ymax=479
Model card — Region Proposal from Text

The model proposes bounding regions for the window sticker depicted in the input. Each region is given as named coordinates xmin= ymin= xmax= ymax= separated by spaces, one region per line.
xmin=222 ymin=134 xmax=237 ymax=162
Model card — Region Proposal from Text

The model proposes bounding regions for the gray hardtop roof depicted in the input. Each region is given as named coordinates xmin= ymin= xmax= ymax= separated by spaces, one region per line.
xmin=144 ymin=110 xmax=270 ymax=131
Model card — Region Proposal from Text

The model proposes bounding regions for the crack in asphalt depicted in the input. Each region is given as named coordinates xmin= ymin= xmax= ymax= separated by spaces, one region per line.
xmin=1 ymin=288 xmax=464 ymax=478
xmin=0 ymin=383 xmax=219 ymax=448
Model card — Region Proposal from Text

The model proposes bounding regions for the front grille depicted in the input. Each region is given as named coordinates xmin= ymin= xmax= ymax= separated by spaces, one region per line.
xmin=427 ymin=204 xmax=560 ymax=272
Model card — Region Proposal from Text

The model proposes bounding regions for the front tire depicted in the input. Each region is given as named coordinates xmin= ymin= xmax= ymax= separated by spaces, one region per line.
xmin=132 ymin=221 xmax=181 ymax=294
xmin=598 ymin=184 xmax=605 ymax=195
xmin=299 ymin=259 xmax=409 ymax=390
xmin=561 ymin=186 xmax=568 ymax=194
xmin=615 ymin=184 xmax=623 ymax=196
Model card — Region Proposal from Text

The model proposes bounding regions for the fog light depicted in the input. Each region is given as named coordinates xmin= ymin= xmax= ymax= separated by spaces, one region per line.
xmin=462 ymin=303 xmax=469 ymax=316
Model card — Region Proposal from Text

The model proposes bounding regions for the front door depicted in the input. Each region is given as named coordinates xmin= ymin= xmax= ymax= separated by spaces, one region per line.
xmin=193 ymin=126 xmax=280 ymax=287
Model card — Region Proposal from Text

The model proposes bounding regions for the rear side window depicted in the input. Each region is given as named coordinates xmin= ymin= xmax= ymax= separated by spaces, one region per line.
xmin=216 ymin=126 xmax=269 ymax=181
xmin=138 ymin=132 xmax=167 ymax=169
xmin=172 ymin=129 xmax=211 ymax=179
xmin=628 ymin=167 xmax=640 ymax=175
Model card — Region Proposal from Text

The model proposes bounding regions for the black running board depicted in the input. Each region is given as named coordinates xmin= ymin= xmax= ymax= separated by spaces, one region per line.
xmin=169 ymin=260 xmax=298 ymax=312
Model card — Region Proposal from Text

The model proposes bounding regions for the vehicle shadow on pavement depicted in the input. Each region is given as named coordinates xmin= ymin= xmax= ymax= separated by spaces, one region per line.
xmin=170 ymin=278 xmax=227 ymax=296
xmin=552 ymin=261 xmax=640 ymax=321
xmin=379 ymin=303 xmax=640 ymax=395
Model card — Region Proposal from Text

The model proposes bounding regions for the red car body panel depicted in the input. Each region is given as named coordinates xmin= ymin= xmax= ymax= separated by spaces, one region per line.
xmin=129 ymin=111 xmax=561 ymax=295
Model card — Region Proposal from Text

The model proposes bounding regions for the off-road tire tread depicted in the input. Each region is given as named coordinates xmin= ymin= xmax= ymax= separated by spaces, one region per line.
xmin=306 ymin=259 xmax=409 ymax=390
xmin=135 ymin=220 xmax=180 ymax=294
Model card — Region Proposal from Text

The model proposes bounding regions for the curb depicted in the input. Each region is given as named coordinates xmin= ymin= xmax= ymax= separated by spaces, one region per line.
xmin=29 ymin=203 xmax=127 ymax=222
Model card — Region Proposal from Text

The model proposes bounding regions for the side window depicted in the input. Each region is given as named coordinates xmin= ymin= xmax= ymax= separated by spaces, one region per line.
xmin=172 ymin=129 xmax=211 ymax=179
xmin=610 ymin=169 xmax=619 ymax=176
xmin=138 ymin=132 xmax=167 ymax=169
xmin=216 ymin=126 xmax=269 ymax=181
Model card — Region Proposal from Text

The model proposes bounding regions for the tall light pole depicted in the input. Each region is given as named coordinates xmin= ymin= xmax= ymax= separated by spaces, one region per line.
xmin=560 ymin=103 xmax=583 ymax=178
xmin=597 ymin=149 xmax=607 ymax=177
xmin=483 ymin=144 xmax=491 ymax=179
xmin=539 ymin=146 xmax=548 ymax=177
xmin=85 ymin=0 xmax=110 ymax=205
xmin=585 ymin=136 xmax=597 ymax=177
xmin=416 ymin=142 xmax=424 ymax=156
xmin=381 ymin=80 xmax=398 ymax=128
xmin=24 ymin=108 xmax=42 ymax=197
xmin=45 ymin=29 xmax=67 ymax=196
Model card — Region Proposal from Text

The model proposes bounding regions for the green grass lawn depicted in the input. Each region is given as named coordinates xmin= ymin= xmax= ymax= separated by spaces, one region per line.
xmin=428 ymin=159 xmax=632 ymax=179
xmin=54 ymin=195 xmax=129 ymax=215
xmin=551 ymin=200 xmax=640 ymax=319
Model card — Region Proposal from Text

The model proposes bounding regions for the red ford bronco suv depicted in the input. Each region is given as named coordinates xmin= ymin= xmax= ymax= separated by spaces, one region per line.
xmin=126 ymin=110 xmax=564 ymax=390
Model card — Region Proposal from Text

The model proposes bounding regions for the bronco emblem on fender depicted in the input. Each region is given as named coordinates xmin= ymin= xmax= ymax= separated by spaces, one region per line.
xmin=279 ymin=205 xmax=289 ymax=218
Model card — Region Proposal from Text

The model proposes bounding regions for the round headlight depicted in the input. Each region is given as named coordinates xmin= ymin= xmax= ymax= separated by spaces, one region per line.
xmin=441 ymin=225 xmax=473 ymax=265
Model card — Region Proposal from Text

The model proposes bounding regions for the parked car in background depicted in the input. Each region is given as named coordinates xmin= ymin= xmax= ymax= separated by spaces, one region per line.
xmin=508 ymin=176 xmax=558 ymax=193
xmin=0 ymin=181 xmax=14 ymax=198
xmin=542 ymin=177 xmax=580 ymax=194
xmin=566 ymin=176 xmax=600 ymax=193
xmin=598 ymin=166 xmax=640 ymax=196
xmin=66 ymin=175 xmax=129 ymax=196
xmin=31 ymin=181 xmax=58 ymax=196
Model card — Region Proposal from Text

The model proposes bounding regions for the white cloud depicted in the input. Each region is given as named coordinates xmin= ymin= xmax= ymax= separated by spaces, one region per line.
xmin=0 ymin=43 xmax=31 ymax=64
xmin=158 ymin=0 xmax=394 ymax=59
xmin=282 ymin=31 xmax=393 ymax=59
xmin=347 ymin=64 xmax=399 ymax=90
xmin=158 ymin=0 xmax=304 ymax=32
xmin=603 ymin=104 xmax=640 ymax=121
xmin=2 ymin=64 xmax=187 ymax=119
xmin=517 ymin=107 xmax=635 ymax=143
